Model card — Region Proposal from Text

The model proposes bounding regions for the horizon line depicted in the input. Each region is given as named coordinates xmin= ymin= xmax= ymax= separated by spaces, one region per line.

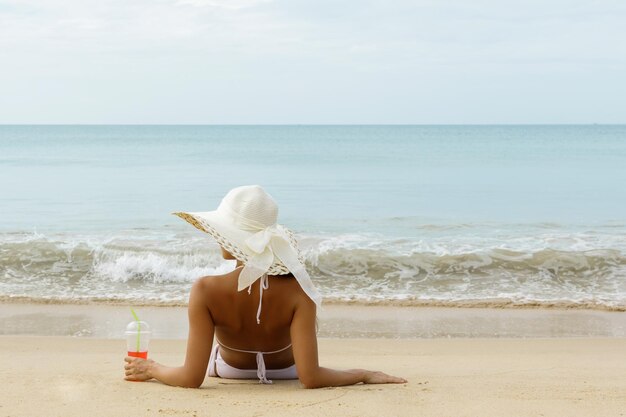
xmin=1 ymin=123 xmax=625 ymax=127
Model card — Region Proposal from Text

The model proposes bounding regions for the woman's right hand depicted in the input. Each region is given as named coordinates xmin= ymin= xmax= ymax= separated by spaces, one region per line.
xmin=124 ymin=356 xmax=156 ymax=381
xmin=361 ymin=370 xmax=407 ymax=384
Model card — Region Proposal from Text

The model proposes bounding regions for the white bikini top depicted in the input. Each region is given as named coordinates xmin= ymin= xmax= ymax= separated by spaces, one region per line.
xmin=215 ymin=336 xmax=292 ymax=384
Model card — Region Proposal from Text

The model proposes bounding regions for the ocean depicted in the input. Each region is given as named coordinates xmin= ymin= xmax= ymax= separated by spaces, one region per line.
xmin=1 ymin=125 xmax=625 ymax=309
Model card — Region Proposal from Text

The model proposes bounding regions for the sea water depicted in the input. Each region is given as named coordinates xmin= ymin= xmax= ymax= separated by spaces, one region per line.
xmin=1 ymin=125 xmax=625 ymax=308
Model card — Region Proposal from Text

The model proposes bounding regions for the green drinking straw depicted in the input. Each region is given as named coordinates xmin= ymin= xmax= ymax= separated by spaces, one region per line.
xmin=130 ymin=308 xmax=141 ymax=352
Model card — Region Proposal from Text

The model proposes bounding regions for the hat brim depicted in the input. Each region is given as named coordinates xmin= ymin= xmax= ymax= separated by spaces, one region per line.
xmin=173 ymin=210 xmax=302 ymax=275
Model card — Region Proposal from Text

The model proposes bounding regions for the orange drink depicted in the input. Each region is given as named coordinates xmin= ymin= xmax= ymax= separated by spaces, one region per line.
xmin=127 ymin=351 xmax=148 ymax=359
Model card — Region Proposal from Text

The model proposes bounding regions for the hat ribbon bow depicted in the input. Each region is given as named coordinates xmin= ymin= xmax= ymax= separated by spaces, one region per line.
xmin=237 ymin=224 xmax=322 ymax=309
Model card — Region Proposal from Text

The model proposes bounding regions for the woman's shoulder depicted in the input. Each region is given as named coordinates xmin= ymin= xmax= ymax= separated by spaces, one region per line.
xmin=268 ymin=273 xmax=316 ymax=307
xmin=193 ymin=268 xmax=240 ymax=291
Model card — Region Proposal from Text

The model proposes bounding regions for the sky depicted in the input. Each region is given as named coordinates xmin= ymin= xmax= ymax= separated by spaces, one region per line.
xmin=0 ymin=0 xmax=625 ymax=124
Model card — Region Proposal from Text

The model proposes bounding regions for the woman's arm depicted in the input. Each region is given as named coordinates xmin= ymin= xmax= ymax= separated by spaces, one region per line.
xmin=290 ymin=298 xmax=407 ymax=389
xmin=124 ymin=279 xmax=214 ymax=388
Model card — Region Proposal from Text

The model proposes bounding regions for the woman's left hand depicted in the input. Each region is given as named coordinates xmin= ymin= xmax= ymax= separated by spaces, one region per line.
xmin=124 ymin=357 xmax=156 ymax=381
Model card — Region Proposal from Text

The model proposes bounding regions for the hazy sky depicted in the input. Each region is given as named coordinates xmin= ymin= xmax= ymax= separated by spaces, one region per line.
xmin=1 ymin=0 xmax=625 ymax=124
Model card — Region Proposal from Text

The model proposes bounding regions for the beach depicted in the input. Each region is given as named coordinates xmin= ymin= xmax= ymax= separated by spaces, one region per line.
xmin=0 ymin=303 xmax=625 ymax=416
xmin=2 ymin=0 xmax=626 ymax=409
xmin=2 ymin=333 xmax=626 ymax=417
xmin=2 ymin=125 xmax=626 ymax=415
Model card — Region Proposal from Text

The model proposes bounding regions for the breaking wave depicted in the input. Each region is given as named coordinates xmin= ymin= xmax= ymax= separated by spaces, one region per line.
xmin=1 ymin=230 xmax=625 ymax=309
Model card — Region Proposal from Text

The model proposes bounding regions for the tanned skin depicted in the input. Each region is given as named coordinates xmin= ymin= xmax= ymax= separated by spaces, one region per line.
xmin=124 ymin=247 xmax=407 ymax=388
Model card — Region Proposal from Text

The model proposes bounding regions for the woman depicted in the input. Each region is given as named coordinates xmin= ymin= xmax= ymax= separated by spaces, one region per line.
xmin=124 ymin=185 xmax=406 ymax=388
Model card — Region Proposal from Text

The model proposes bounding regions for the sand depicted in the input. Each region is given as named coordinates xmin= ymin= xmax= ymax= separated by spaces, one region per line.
xmin=2 ymin=303 xmax=625 ymax=416
xmin=2 ymin=336 xmax=626 ymax=417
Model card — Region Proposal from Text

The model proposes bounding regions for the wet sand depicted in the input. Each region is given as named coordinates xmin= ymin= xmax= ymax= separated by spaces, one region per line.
xmin=2 ymin=303 xmax=626 ymax=338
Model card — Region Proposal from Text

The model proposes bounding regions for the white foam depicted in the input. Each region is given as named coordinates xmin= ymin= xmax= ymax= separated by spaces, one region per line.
xmin=1 ymin=228 xmax=626 ymax=308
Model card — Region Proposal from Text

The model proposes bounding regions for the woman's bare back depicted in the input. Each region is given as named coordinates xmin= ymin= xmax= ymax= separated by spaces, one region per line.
xmin=198 ymin=265 xmax=308 ymax=370
xmin=125 ymin=267 xmax=406 ymax=387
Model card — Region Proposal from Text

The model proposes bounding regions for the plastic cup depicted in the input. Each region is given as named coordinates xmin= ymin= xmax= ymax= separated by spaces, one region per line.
xmin=125 ymin=320 xmax=150 ymax=359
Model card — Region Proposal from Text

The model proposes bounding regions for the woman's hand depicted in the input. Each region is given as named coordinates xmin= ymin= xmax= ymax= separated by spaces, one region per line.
xmin=361 ymin=370 xmax=407 ymax=384
xmin=121 ymin=280 xmax=214 ymax=388
xmin=124 ymin=356 xmax=156 ymax=381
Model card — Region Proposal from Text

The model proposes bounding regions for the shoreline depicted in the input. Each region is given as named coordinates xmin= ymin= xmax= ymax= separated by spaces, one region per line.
xmin=2 ymin=295 xmax=624 ymax=312
xmin=2 ymin=302 xmax=625 ymax=339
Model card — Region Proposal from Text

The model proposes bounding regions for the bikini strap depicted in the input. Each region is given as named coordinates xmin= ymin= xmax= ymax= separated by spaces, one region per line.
xmin=247 ymin=273 xmax=269 ymax=324
xmin=215 ymin=339 xmax=291 ymax=385
xmin=215 ymin=337 xmax=292 ymax=355
xmin=256 ymin=352 xmax=271 ymax=384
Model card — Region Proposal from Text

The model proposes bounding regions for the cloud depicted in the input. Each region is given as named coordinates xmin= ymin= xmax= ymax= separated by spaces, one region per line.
xmin=174 ymin=0 xmax=273 ymax=10
xmin=1 ymin=0 xmax=624 ymax=65
xmin=0 ymin=0 xmax=624 ymax=123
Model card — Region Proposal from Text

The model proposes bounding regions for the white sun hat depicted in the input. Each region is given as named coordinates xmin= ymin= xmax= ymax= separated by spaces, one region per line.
xmin=173 ymin=185 xmax=322 ymax=313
